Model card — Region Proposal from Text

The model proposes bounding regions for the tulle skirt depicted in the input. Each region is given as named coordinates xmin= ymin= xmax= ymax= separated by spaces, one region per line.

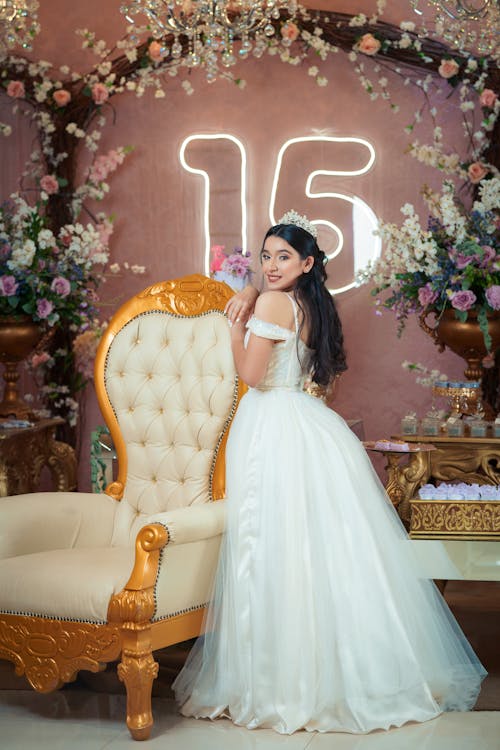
xmin=173 ymin=388 xmax=486 ymax=734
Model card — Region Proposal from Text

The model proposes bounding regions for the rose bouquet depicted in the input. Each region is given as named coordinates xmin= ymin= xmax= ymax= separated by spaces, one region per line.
xmin=361 ymin=177 xmax=500 ymax=349
xmin=210 ymin=245 xmax=253 ymax=292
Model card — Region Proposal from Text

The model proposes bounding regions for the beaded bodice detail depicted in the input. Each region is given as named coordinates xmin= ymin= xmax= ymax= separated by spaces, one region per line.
xmin=244 ymin=295 xmax=311 ymax=390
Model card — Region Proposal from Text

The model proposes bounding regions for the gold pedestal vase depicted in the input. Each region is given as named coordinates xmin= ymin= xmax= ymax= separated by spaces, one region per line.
xmin=419 ymin=309 xmax=500 ymax=381
xmin=0 ymin=316 xmax=44 ymax=419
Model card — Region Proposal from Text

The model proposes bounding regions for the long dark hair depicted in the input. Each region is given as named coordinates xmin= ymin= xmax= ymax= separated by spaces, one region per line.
xmin=263 ymin=223 xmax=347 ymax=386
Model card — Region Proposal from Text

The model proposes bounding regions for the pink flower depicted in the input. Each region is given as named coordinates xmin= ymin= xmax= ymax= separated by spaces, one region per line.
xmin=96 ymin=219 xmax=114 ymax=248
xmin=438 ymin=58 xmax=459 ymax=79
xmin=91 ymin=82 xmax=109 ymax=105
xmin=479 ymin=88 xmax=497 ymax=108
xmin=210 ymin=245 xmax=226 ymax=273
xmin=148 ymin=41 xmax=163 ymax=62
xmin=357 ymin=33 xmax=381 ymax=56
xmin=50 ymin=276 xmax=71 ymax=297
xmin=467 ymin=162 xmax=489 ymax=184
xmin=486 ymin=286 xmax=500 ymax=310
xmin=36 ymin=298 xmax=54 ymax=319
xmin=40 ymin=174 xmax=59 ymax=195
xmin=7 ymin=80 xmax=25 ymax=98
xmin=454 ymin=253 xmax=475 ymax=269
xmin=0 ymin=275 xmax=18 ymax=296
xmin=480 ymin=245 xmax=496 ymax=267
xmin=281 ymin=22 xmax=299 ymax=42
xmin=88 ymin=148 xmax=125 ymax=183
xmin=53 ymin=89 xmax=71 ymax=107
xmin=417 ymin=284 xmax=438 ymax=308
xmin=450 ymin=290 xmax=476 ymax=312
xmin=31 ymin=351 xmax=51 ymax=368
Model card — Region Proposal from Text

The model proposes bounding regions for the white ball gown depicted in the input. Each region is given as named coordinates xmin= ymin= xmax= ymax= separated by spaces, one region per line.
xmin=173 ymin=296 xmax=486 ymax=734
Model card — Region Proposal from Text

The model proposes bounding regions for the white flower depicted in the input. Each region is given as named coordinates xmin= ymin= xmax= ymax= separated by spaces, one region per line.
xmin=8 ymin=239 xmax=36 ymax=269
xmin=308 ymin=65 xmax=319 ymax=77
xmin=316 ymin=76 xmax=328 ymax=87
xmin=37 ymin=229 xmax=55 ymax=248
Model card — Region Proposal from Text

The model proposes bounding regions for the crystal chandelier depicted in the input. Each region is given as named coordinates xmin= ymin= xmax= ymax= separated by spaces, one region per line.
xmin=120 ymin=0 xmax=298 ymax=82
xmin=411 ymin=1 xmax=500 ymax=58
xmin=0 ymin=0 xmax=39 ymax=57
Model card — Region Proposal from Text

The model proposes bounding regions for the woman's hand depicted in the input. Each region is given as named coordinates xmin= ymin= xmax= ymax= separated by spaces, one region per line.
xmin=225 ymin=285 xmax=259 ymax=324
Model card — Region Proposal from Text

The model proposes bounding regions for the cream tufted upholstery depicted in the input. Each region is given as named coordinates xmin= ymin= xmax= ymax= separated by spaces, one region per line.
xmin=0 ymin=275 xmax=243 ymax=740
xmin=108 ymin=312 xmax=238 ymax=546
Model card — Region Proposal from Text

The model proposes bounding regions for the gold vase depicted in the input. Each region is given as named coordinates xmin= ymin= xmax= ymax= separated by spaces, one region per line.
xmin=0 ymin=316 xmax=43 ymax=419
xmin=419 ymin=308 xmax=500 ymax=381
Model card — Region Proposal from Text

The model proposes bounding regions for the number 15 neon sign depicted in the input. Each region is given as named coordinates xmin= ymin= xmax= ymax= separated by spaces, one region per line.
xmin=180 ymin=134 xmax=380 ymax=295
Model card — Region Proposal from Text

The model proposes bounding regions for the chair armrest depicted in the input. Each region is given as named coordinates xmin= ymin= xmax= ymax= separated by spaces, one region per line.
xmin=0 ymin=491 xmax=117 ymax=558
xmin=147 ymin=500 xmax=226 ymax=546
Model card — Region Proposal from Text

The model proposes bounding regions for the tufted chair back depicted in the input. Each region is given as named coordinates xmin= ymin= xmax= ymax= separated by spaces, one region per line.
xmin=94 ymin=275 xmax=241 ymax=547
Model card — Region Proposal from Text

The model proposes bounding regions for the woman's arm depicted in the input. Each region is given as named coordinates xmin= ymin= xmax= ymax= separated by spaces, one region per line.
xmin=229 ymin=292 xmax=289 ymax=387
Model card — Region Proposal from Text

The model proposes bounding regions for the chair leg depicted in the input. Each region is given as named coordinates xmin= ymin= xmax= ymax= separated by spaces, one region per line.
xmin=118 ymin=643 xmax=159 ymax=741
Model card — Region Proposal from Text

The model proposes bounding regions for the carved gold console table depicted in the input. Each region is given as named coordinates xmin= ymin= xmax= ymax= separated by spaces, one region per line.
xmin=0 ymin=418 xmax=77 ymax=496
xmin=371 ymin=434 xmax=500 ymax=527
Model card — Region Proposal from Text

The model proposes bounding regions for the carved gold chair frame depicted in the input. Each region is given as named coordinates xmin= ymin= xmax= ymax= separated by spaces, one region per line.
xmin=0 ymin=274 xmax=245 ymax=740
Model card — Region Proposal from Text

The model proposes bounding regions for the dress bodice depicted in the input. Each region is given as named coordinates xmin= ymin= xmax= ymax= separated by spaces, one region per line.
xmin=244 ymin=295 xmax=312 ymax=390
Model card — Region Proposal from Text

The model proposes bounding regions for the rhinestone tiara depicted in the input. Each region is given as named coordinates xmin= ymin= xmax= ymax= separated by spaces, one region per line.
xmin=278 ymin=209 xmax=318 ymax=239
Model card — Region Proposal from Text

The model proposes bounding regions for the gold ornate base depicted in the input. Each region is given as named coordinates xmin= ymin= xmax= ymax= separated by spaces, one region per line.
xmin=410 ymin=499 xmax=500 ymax=539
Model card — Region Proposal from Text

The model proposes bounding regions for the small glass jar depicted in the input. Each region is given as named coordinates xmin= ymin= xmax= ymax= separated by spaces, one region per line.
xmin=421 ymin=417 xmax=440 ymax=436
xmin=446 ymin=417 xmax=464 ymax=437
xmin=469 ymin=419 xmax=487 ymax=438
xmin=401 ymin=414 xmax=418 ymax=435
xmin=494 ymin=419 xmax=500 ymax=438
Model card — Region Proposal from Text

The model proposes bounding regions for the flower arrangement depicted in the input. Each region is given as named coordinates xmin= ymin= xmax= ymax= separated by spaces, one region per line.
xmin=1 ymin=2 xmax=499 ymax=439
xmin=0 ymin=195 xmax=107 ymax=327
xmin=362 ymin=176 xmax=500 ymax=349
xmin=210 ymin=245 xmax=253 ymax=291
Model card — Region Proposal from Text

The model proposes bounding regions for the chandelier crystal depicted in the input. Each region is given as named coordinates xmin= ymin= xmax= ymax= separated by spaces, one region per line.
xmin=120 ymin=0 xmax=298 ymax=82
xmin=0 ymin=0 xmax=40 ymax=57
xmin=411 ymin=1 xmax=500 ymax=59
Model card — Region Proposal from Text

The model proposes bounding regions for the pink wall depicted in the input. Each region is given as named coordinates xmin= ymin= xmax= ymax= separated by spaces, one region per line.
xmin=1 ymin=1 xmax=469 ymax=489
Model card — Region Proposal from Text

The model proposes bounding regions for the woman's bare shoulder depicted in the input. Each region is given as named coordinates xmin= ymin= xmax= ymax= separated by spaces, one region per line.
xmin=254 ymin=291 xmax=293 ymax=327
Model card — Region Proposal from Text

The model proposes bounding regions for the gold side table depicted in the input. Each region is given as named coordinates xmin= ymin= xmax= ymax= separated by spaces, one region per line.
xmin=386 ymin=434 xmax=500 ymax=526
xmin=0 ymin=418 xmax=77 ymax=496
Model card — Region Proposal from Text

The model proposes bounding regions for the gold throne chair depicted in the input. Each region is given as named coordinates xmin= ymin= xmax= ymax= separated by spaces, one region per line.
xmin=0 ymin=274 xmax=244 ymax=740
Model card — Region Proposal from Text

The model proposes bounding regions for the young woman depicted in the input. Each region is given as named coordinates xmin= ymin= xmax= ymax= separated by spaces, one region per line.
xmin=173 ymin=211 xmax=486 ymax=734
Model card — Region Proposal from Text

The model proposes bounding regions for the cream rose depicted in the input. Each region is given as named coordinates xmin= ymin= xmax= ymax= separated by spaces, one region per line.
xmin=40 ymin=174 xmax=59 ymax=195
xmin=7 ymin=80 xmax=25 ymax=98
xmin=358 ymin=33 xmax=381 ymax=56
xmin=281 ymin=22 xmax=299 ymax=42
xmin=148 ymin=41 xmax=163 ymax=62
xmin=91 ymin=82 xmax=109 ymax=105
xmin=53 ymin=89 xmax=71 ymax=107
xmin=479 ymin=88 xmax=497 ymax=109
xmin=467 ymin=162 xmax=488 ymax=184
xmin=438 ymin=58 xmax=459 ymax=79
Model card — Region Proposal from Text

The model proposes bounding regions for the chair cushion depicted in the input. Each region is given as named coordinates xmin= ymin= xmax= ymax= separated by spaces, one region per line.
xmin=0 ymin=535 xmax=224 ymax=624
xmin=0 ymin=492 xmax=117 ymax=559
xmin=0 ymin=547 xmax=134 ymax=623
